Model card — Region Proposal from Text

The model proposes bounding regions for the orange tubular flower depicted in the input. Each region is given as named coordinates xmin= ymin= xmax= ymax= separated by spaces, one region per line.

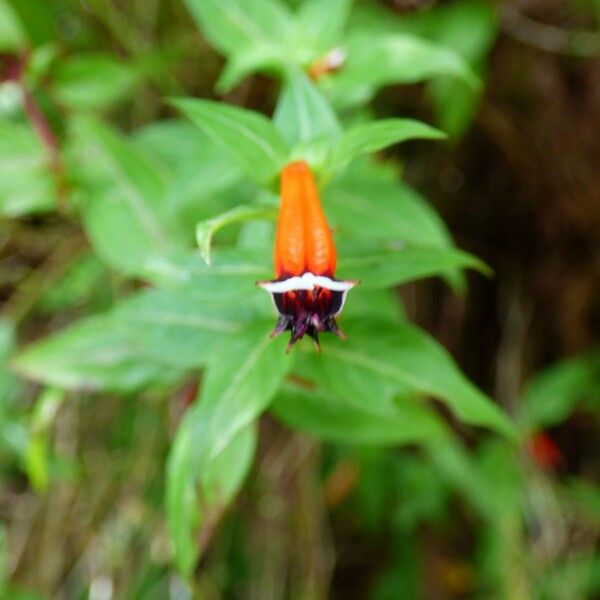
xmin=259 ymin=161 xmax=357 ymax=351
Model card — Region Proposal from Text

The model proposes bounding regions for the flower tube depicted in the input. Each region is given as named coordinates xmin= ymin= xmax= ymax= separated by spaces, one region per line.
xmin=259 ymin=160 xmax=357 ymax=351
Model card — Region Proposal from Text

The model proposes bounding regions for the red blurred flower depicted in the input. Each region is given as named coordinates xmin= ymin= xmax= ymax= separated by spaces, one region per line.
xmin=527 ymin=431 xmax=564 ymax=470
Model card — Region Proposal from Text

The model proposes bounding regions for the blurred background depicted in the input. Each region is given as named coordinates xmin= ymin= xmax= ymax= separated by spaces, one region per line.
xmin=1 ymin=0 xmax=599 ymax=598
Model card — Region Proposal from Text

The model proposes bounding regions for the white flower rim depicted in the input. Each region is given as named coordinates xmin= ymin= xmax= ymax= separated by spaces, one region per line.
xmin=258 ymin=272 xmax=357 ymax=293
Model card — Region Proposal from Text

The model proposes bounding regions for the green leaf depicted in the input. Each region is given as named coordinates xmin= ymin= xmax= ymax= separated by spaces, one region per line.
xmin=24 ymin=387 xmax=65 ymax=492
xmin=171 ymin=98 xmax=289 ymax=186
xmin=0 ymin=319 xmax=19 ymax=404
xmin=216 ymin=43 xmax=287 ymax=93
xmin=212 ymin=0 xmax=352 ymax=92
xmin=340 ymin=287 xmax=405 ymax=321
xmin=430 ymin=79 xmax=481 ymax=139
xmin=324 ymin=33 xmax=479 ymax=108
xmin=521 ymin=351 xmax=600 ymax=431
xmin=5 ymin=0 xmax=54 ymax=47
xmin=113 ymin=290 xmax=253 ymax=369
xmin=273 ymin=68 xmax=341 ymax=147
xmin=183 ymin=0 xmax=293 ymax=56
xmin=308 ymin=318 xmax=517 ymax=439
xmin=189 ymin=323 xmax=292 ymax=466
xmin=70 ymin=116 xmax=181 ymax=273
xmin=291 ymin=340 xmax=404 ymax=405
xmin=0 ymin=121 xmax=56 ymax=216
xmin=423 ymin=1 xmax=497 ymax=137
xmin=325 ymin=163 xmax=466 ymax=291
xmin=13 ymin=286 xmax=258 ymax=392
xmin=140 ymin=248 xmax=271 ymax=301
xmin=167 ymin=419 xmax=256 ymax=577
xmin=82 ymin=190 xmax=174 ymax=274
xmin=336 ymin=242 xmax=489 ymax=289
xmin=51 ymin=52 xmax=139 ymax=111
xmin=475 ymin=439 xmax=522 ymax=515
xmin=139 ymin=254 xmax=272 ymax=337
xmin=134 ymin=119 xmax=250 ymax=233
xmin=23 ymin=43 xmax=60 ymax=85
xmin=293 ymin=0 xmax=352 ymax=57
xmin=325 ymin=171 xmax=454 ymax=249
xmin=273 ymin=383 xmax=448 ymax=445
xmin=0 ymin=0 xmax=28 ymax=50
xmin=328 ymin=118 xmax=445 ymax=171
xmin=37 ymin=253 xmax=108 ymax=313
xmin=196 ymin=204 xmax=277 ymax=265
xmin=286 ymin=136 xmax=333 ymax=170
xmin=134 ymin=120 xmax=236 ymax=177
xmin=13 ymin=313 xmax=185 ymax=393
xmin=167 ymin=323 xmax=291 ymax=575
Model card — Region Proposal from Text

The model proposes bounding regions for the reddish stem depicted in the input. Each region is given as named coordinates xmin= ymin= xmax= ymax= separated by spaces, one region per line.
xmin=2 ymin=53 xmax=66 ymax=204
xmin=21 ymin=86 xmax=61 ymax=169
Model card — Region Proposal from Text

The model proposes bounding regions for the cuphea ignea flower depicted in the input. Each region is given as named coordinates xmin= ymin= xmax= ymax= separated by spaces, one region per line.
xmin=259 ymin=161 xmax=357 ymax=351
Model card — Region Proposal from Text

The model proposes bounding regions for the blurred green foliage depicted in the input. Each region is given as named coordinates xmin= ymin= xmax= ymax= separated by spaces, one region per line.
xmin=0 ymin=0 xmax=599 ymax=598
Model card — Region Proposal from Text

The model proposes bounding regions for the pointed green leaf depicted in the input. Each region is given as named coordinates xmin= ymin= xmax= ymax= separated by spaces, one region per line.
xmin=167 ymin=323 xmax=291 ymax=575
xmin=140 ymin=248 xmax=271 ymax=301
xmin=183 ymin=0 xmax=293 ymax=55
xmin=521 ymin=350 xmax=600 ymax=431
xmin=52 ymin=52 xmax=139 ymax=112
xmin=24 ymin=387 xmax=65 ymax=492
xmin=309 ymin=319 xmax=517 ymax=439
xmin=5 ymin=0 xmax=54 ymax=47
xmin=324 ymin=33 xmax=480 ymax=108
xmin=420 ymin=0 xmax=497 ymax=137
xmin=295 ymin=350 xmax=402 ymax=409
xmin=216 ymin=43 xmax=286 ymax=93
xmin=336 ymin=242 xmax=490 ymax=289
xmin=274 ymin=68 xmax=341 ymax=147
xmin=294 ymin=0 xmax=352 ymax=56
xmin=0 ymin=0 xmax=27 ymax=50
xmin=167 ymin=419 xmax=256 ymax=577
xmin=325 ymin=165 xmax=466 ymax=291
xmin=13 ymin=314 xmax=185 ymax=393
xmin=134 ymin=119 xmax=252 ymax=235
xmin=340 ymin=287 xmax=405 ymax=321
xmin=12 ymin=286 xmax=258 ymax=392
xmin=189 ymin=323 xmax=292 ymax=466
xmin=325 ymin=173 xmax=453 ymax=249
xmin=165 ymin=419 xmax=198 ymax=578
xmin=70 ymin=116 xmax=181 ymax=273
xmin=112 ymin=290 xmax=252 ymax=369
xmin=171 ymin=98 xmax=289 ymax=186
xmin=328 ymin=118 xmax=445 ymax=171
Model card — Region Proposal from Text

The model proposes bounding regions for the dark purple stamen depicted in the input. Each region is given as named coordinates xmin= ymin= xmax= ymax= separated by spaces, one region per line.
xmin=269 ymin=287 xmax=346 ymax=351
